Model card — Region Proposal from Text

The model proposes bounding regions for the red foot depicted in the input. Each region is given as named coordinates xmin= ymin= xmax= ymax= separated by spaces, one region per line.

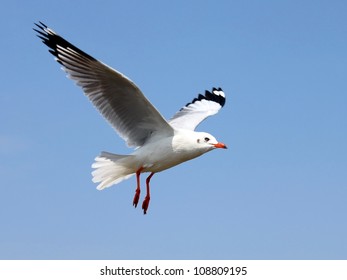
xmin=133 ymin=189 xmax=140 ymax=208
xmin=133 ymin=167 xmax=143 ymax=208
xmin=142 ymin=196 xmax=150 ymax=214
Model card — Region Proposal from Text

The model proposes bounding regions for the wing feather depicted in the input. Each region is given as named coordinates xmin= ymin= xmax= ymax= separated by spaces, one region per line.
xmin=34 ymin=22 xmax=173 ymax=147
xmin=169 ymin=88 xmax=226 ymax=130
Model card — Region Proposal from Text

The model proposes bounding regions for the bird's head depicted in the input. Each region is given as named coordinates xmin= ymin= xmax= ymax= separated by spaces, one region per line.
xmin=195 ymin=132 xmax=227 ymax=151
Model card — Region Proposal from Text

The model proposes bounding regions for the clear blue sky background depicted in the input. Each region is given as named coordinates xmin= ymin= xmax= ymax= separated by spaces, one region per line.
xmin=1 ymin=0 xmax=346 ymax=259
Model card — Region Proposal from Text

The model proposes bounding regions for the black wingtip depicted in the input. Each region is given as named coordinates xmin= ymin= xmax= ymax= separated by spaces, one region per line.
xmin=33 ymin=21 xmax=47 ymax=33
xmin=39 ymin=21 xmax=47 ymax=28
xmin=33 ymin=22 xmax=51 ymax=45
xmin=33 ymin=29 xmax=46 ymax=39
xmin=33 ymin=22 xmax=97 ymax=62
xmin=212 ymin=86 xmax=223 ymax=92
xmin=183 ymin=87 xmax=226 ymax=109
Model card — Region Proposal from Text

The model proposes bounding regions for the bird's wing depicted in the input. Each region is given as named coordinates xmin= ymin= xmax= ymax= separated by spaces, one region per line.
xmin=169 ymin=88 xmax=226 ymax=131
xmin=34 ymin=22 xmax=173 ymax=148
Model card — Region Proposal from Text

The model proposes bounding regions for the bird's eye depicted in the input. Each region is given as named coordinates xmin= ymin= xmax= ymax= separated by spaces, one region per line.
xmin=204 ymin=137 xmax=210 ymax=142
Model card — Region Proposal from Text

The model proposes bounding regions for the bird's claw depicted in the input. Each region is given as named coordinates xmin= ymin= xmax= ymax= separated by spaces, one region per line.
xmin=133 ymin=189 xmax=140 ymax=208
xmin=142 ymin=196 xmax=150 ymax=214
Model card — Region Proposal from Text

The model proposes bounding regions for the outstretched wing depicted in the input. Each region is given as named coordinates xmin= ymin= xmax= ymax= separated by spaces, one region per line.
xmin=34 ymin=22 xmax=173 ymax=148
xmin=169 ymin=87 xmax=226 ymax=130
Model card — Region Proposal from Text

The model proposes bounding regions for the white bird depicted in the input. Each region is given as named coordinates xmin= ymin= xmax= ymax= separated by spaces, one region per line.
xmin=34 ymin=22 xmax=227 ymax=214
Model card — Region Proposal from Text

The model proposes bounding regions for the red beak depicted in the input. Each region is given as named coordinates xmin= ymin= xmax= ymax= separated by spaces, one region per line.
xmin=214 ymin=142 xmax=227 ymax=149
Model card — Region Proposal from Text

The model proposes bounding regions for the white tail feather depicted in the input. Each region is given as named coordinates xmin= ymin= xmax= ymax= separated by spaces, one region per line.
xmin=92 ymin=151 xmax=135 ymax=190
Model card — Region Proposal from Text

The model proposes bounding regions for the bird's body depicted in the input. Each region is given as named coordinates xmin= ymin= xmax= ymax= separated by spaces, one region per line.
xmin=92 ymin=130 xmax=220 ymax=190
xmin=34 ymin=22 xmax=227 ymax=214
xmin=132 ymin=130 xmax=203 ymax=173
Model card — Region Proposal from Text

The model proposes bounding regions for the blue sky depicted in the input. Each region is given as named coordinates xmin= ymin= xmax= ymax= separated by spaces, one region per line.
xmin=1 ymin=0 xmax=346 ymax=259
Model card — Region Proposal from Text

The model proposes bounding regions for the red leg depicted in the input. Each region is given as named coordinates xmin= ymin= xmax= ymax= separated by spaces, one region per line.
xmin=142 ymin=172 xmax=155 ymax=214
xmin=133 ymin=167 xmax=143 ymax=208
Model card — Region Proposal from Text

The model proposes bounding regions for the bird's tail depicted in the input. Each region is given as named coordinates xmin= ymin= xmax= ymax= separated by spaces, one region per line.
xmin=91 ymin=151 xmax=135 ymax=190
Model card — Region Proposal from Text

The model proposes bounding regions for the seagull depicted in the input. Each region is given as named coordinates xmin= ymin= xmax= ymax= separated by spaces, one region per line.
xmin=34 ymin=22 xmax=227 ymax=214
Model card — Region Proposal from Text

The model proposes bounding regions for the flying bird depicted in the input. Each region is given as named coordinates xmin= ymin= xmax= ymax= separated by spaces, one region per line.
xmin=34 ymin=22 xmax=227 ymax=214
